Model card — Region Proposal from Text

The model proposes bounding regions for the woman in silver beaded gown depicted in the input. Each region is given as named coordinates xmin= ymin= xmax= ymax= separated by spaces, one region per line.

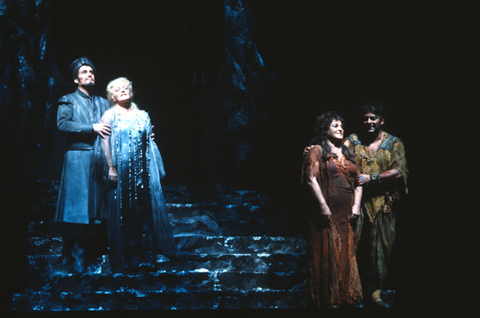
xmin=100 ymin=77 xmax=177 ymax=272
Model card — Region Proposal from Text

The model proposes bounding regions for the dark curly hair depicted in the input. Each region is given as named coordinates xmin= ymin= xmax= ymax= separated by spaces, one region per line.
xmin=361 ymin=101 xmax=387 ymax=120
xmin=311 ymin=111 xmax=355 ymax=163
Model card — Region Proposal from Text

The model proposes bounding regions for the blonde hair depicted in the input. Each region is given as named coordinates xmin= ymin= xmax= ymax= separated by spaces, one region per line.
xmin=106 ymin=77 xmax=139 ymax=112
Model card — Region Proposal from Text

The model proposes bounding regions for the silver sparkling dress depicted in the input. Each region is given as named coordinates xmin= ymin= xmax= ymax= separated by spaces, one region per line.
xmin=100 ymin=109 xmax=177 ymax=271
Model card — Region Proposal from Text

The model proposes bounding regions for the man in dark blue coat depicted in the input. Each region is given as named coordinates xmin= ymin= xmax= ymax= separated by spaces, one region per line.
xmin=55 ymin=57 xmax=111 ymax=273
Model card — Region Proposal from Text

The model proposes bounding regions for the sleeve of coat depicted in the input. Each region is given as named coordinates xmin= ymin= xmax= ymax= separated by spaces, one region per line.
xmin=57 ymin=96 xmax=93 ymax=134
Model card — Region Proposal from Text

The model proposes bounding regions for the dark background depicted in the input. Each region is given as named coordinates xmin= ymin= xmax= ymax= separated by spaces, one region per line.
xmin=3 ymin=0 xmax=478 ymax=313
xmin=48 ymin=0 xmax=477 ymax=187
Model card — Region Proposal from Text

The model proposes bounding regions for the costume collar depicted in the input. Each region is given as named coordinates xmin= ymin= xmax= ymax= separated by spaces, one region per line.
xmin=75 ymin=88 xmax=94 ymax=100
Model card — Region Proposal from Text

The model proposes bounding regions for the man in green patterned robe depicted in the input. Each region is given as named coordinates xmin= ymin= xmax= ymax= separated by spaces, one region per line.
xmin=345 ymin=102 xmax=408 ymax=308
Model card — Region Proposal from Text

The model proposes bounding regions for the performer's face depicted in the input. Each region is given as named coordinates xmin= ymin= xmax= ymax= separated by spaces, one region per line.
xmin=112 ymin=83 xmax=131 ymax=104
xmin=363 ymin=112 xmax=384 ymax=134
xmin=326 ymin=120 xmax=344 ymax=141
xmin=74 ymin=65 xmax=95 ymax=87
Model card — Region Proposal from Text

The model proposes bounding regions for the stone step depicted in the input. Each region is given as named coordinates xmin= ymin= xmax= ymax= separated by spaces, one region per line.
xmin=12 ymin=289 xmax=306 ymax=311
xmin=26 ymin=252 xmax=306 ymax=276
xmin=162 ymin=183 xmax=272 ymax=206
xmin=31 ymin=183 xmax=304 ymax=238
xmin=21 ymin=181 xmax=309 ymax=311
xmin=34 ymin=180 xmax=273 ymax=207
xmin=168 ymin=204 xmax=304 ymax=237
xmin=175 ymin=234 xmax=306 ymax=254
xmin=28 ymin=203 xmax=306 ymax=239
xmin=16 ymin=270 xmax=306 ymax=294
xmin=28 ymin=235 xmax=306 ymax=256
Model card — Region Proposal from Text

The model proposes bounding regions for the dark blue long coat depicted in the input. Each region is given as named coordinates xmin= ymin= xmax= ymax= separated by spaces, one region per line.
xmin=55 ymin=89 xmax=109 ymax=224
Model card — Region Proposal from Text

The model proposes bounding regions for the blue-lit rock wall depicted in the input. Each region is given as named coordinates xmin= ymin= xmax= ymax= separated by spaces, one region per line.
xmin=0 ymin=0 xmax=66 ymax=310
xmin=0 ymin=0 xmax=66 ymax=168
xmin=214 ymin=0 xmax=277 ymax=185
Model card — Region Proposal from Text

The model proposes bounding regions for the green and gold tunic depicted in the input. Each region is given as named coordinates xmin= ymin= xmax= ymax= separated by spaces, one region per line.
xmin=345 ymin=132 xmax=408 ymax=289
xmin=346 ymin=132 xmax=408 ymax=222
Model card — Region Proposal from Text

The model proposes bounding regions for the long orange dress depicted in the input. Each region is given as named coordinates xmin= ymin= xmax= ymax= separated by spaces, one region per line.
xmin=302 ymin=146 xmax=363 ymax=307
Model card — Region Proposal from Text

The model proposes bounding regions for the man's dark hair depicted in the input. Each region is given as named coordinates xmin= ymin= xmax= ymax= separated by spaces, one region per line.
xmin=361 ymin=101 xmax=387 ymax=120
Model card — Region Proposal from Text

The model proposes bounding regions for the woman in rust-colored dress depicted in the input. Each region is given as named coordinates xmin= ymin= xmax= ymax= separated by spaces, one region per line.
xmin=301 ymin=111 xmax=363 ymax=308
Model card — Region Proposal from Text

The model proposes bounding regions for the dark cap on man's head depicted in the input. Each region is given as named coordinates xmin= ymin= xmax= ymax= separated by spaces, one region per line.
xmin=69 ymin=57 xmax=96 ymax=79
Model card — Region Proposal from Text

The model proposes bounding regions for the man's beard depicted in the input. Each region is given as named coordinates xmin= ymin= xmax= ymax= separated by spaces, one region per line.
xmin=84 ymin=81 xmax=95 ymax=87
